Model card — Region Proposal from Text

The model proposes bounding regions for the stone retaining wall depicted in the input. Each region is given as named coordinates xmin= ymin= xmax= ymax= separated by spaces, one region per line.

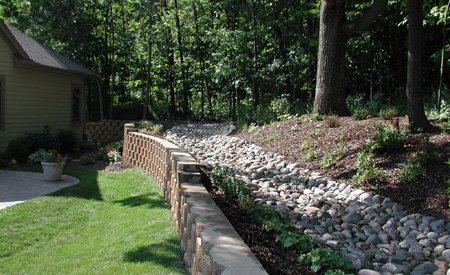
xmin=122 ymin=123 xmax=267 ymax=275
xmin=86 ymin=120 xmax=131 ymax=145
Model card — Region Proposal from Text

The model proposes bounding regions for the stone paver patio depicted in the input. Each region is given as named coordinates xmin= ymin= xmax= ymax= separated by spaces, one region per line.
xmin=0 ymin=170 xmax=79 ymax=210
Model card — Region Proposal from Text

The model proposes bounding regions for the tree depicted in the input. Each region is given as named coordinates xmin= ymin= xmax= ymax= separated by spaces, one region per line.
xmin=313 ymin=0 xmax=387 ymax=115
xmin=406 ymin=0 xmax=435 ymax=132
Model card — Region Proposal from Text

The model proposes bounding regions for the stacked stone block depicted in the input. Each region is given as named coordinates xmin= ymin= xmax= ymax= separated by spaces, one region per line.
xmin=122 ymin=123 xmax=266 ymax=275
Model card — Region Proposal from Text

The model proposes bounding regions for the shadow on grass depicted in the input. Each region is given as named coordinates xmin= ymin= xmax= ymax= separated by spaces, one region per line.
xmin=114 ymin=194 xmax=167 ymax=209
xmin=123 ymin=239 xmax=184 ymax=271
xmin=50 ymin=167 xmax=103 ymax=201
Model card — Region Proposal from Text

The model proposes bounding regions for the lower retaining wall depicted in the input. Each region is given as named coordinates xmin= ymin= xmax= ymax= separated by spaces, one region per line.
xmin=86 ymin=120 xmax=131 ymax=145
xmin=122 ymin=123 xmax=267 ymax=275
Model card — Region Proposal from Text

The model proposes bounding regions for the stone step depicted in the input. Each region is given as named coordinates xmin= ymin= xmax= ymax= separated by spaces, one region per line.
xmin=177 ymin=162 xmax=200 ymax=173
xmin=178 ymin=171 xmax=202 ymax=184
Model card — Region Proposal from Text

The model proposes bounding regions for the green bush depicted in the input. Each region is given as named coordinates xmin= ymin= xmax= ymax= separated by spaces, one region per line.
xmin=107 ymin=150 xmax=122 ymax=163
xmin=269 ymin=96 xmax=291 ymax=120
xmin=299 ymin=248 xmax=353 ymax=274
xmin=57 ymin=130 xmax=78 ymax=153
xmin=371 ymin=124 xmax=408 ymax=152
xmin=275 ymin=231 xmax=317 ymax=253
xmin=80 ymin=154 xmax=96 ymax=166
xmin=400 ymin=146 xmax=434 ymax=182
xmin=137 ymin=120 xmax=163 ymax=135
xmin=400 ymin=159 xmax=426 ymax=182
xmin=353 ymin=148 xmax=384 ymax=184
xmin=210 ymin=166 xmax=253 ymax=204
xmin=378 ymin=107 xmax=398 ymax=120
xmin=352 ymin=107 xmax=371 ymax=120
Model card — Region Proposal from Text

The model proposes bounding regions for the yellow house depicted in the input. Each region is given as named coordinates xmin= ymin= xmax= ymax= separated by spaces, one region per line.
xmin=0 ymin=20 xmax=96 ymax=152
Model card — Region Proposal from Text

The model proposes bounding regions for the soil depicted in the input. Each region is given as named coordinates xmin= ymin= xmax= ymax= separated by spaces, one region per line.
xmin=210 ymin=190 xmax=316 ymax=275
xmin=238 ymin=117 xmax=450 ymax=220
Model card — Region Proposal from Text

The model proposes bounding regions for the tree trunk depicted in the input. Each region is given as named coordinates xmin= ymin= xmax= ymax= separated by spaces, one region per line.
xmin=251 ymin=1 xmax=259 ymax=111
xmin=406 ymin=0 xmax=434 ymax=132
xmin=313 ymin=0 xmax=387 ymax=115
xmin=313 ymin=1 xmax=349 ymax=115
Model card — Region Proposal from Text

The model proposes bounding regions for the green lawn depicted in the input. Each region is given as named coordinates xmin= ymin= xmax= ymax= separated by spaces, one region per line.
xmin=0 ymin=167 xmax=186 ymax=275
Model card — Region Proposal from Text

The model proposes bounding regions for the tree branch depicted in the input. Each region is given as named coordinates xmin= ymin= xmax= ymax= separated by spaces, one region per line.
xmin=343 ymin=0 xmax=388 ymax=36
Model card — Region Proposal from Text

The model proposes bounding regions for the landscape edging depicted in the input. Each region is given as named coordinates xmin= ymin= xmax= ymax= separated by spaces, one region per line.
xmin=122 ymin=123 xmax=267 ymax=275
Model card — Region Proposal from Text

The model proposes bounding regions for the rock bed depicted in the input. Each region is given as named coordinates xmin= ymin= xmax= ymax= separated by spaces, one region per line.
xmin=166 ymin=123 xmax=450 ymax=275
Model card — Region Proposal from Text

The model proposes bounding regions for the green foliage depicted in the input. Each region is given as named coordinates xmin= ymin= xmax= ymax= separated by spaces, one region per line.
xmin=269 ymin=97 xmax=291 ymax=120
xmin=28 ymin=149 xmax=64 ymax=164
xmin=299 ymin=139 xmax=313 ymax=151
xmin=137 ymin=121 xmax=163 ymax=135
xmin=353 ymin=148 xmax=384 ymax=184
xmin=324 ymin=115 xmax=340 ymax=128
xmin=299 ymin=248 xmax=353 ymax=274
xmin=319 ymin=145 xmax=345 ymax=169
xmin=210 ymin=166 xmax=253 ymax=204
xmin=304 ymin=148 xmax=317 ymax=161
xmin=263 ymin=133 xmax=281 ymax=142
xmin=106 ymin=150 xmax=122 ymax=163
xmin=400 ymin=145 xmax=434 ymax=182
xmin=371 ymin=124 xmax=408 ymax=152
xmin=80 ymin=154 xmax=96 ymax=166
xmin=378 ymin=107 xmax=398 ymax=120
xmin=352 ymin=107 xmax=371 ymax=120
xmin=275 ymin=231 xmax=317 ymax=253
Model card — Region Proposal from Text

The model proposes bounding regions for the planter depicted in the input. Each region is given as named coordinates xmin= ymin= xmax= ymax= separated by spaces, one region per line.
xmin=41 ymin=162 xmax=65 ymax=181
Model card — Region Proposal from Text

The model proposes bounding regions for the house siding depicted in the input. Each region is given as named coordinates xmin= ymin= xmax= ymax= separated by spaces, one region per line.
xmin=0 ymin=32 xmax=85 ymax=153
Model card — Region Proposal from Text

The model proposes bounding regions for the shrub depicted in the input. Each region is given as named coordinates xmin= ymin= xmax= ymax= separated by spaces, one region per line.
xmin=299 ymin=139 xmax=313 ymax=151
xmin=324 ymin=115 xmax=340 ymax=128
xmin=107 ymin=150 xmax=122 ymax=163
xmin=400 ymin=145 xmax=434 ymax=182
xmin=400 ymin=159 xmax=426 ymax=182
xmin=57 ymin=130 xmax=78 ymax=153
xmin=371 ymin=124 xmax=408 ymax=152
xmin=319 ymin=145 xmax=345 ymax=169
xmin=210 ymin=166 xmax=253 ymax=204
xmin=77 ymin=139 xmax=96 ymax=151
xmin=80 ymin=154 xmax=96 ymax=166
xmin=304 ymin=148 xmax=316 ymax=161
xmin=137 ymin=120 xmax=163 ymax=135
xmin=352 ymin=107 xmax=370 ymax=120
xmin=378 ymin=107 xmax=398 ymax=120
xmin=6 ymin=135 xmax=33 ymax=162
xmin=275 ymin=231 xmax=317 ymax=253
xmin=353 ymin=148 xmax=384 ymax=184
xmin=269 ymin=96 xmax=291 ymax=120
xmin=299 ymin=248 xmax=353 ymax=274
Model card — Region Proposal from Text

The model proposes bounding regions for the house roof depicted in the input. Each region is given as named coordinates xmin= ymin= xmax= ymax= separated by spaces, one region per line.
xmin=0 ymin=20 xmax=96 ymax=77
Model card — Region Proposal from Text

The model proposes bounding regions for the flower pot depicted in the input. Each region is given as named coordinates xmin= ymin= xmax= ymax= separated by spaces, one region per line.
xmin=41 ymin=162 xmax=65 ymax=181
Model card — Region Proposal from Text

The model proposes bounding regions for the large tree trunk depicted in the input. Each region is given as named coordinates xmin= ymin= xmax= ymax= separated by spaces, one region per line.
xmin=406 ymin=0 xmax=434 ymax=132
xmin=313 ymin=0 xmax=387 ymax=115
xmin=313 ymin=1 xmax=349 ymax=115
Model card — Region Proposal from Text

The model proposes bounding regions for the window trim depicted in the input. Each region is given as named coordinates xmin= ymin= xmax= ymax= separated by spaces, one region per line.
xmin=71 ymin=83 xmax=83 ymax=126
xmin=0 ymin=75 xmax=5 ymax=131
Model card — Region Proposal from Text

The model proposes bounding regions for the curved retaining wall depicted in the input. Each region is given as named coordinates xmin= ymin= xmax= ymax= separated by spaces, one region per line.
xmin=122 ymin=123 xmax=267 ymax=275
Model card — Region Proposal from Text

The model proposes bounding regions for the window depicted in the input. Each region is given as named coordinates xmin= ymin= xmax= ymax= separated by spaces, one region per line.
xmin=0 ymin=76 xmax=4 ymax=130
xmin=72 ymin=85 xmax=82 ymax=124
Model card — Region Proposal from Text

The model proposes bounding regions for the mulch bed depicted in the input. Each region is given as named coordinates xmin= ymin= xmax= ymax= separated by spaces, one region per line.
xmin=210 ymin=190 xmax=316 ymax=275
xmin=238 ymin=117 xmax=450 ymax=220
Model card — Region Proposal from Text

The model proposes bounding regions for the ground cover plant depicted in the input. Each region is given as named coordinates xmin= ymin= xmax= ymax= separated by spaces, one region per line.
xmin=210 ymin=167 xmax=354 ymax=275
xmin=0 ymin=167 xmax=185 ymax=274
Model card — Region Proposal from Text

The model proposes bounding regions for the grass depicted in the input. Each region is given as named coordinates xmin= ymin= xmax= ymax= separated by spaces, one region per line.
xmin=0 ymin=167 xmax=186 ymax=275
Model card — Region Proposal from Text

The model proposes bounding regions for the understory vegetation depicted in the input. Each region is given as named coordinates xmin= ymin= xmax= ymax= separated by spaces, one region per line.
xmin=210 ymin=166 xmax=354 ymax=275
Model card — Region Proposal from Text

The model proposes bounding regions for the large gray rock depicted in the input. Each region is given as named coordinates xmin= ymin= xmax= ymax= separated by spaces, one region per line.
xmin=410 ymin=261 xmax=438 ymax=275
xmin=358 ymin=269 xmax=381 ymax=275
xmin=343 ymin=212 xmax=364 ymax=224
xmin=430 ymin=219 xmax=445 ymax=234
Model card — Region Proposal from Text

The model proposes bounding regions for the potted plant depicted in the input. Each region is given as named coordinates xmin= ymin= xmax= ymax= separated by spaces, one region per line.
xmin=29 ymin=149 xmax=66 ymax=181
